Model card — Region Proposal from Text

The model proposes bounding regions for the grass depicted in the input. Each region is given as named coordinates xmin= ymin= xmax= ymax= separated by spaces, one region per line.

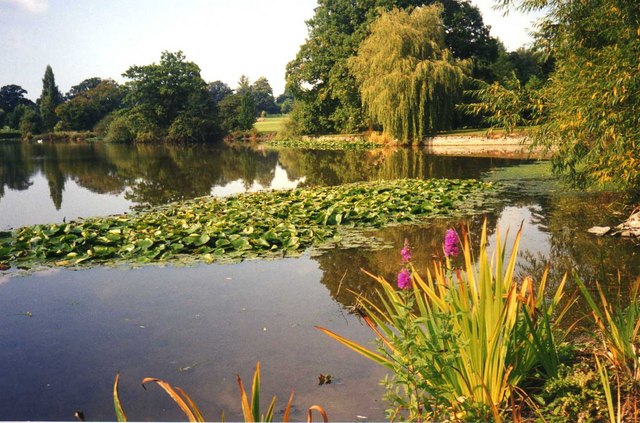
xmin=254 ymin=115 xmax=287 ymax=134
xmin=436 ymin=126 xmax=537 ymax=138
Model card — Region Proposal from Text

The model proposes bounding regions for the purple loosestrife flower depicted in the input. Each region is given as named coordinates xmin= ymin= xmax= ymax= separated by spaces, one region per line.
xmin=444 ymin=229 xmax=460 ymax=258
xmin=400 ymin=239 xmax=411 ymax=263
xmin=397 ymin=268 xmax=411 ymax=290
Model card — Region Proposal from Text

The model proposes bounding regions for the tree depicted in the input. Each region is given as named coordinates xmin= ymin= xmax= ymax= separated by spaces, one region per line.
xmin=238 ymin=91 xmax=256 ymax=131
xmin=218 ymin=94 xmax=242 ymax=133
xmin=498 ymin=0 xmax=640 ymax=188
xmin=276 ymin=89 xmax=294 ymax=114
xmin=38 ymin=65 xmax=63 ymax=131
xmin=285 ymin=0 xmax=498 ymax=135
xmin=251 ymin=77 xmax=279 ymax=115
xmin=66 ymin=77 xmax=102 ymax=100
xmin=56 ymin=79 xmax=123 ymax=131
xmin=208 ymin=80 xmax=233 ymax=104
xmin=0 ymin=84 xmax=33 ymax=128
xmin=111 ymin=51 xmax=220 ymax=142
xmin=349 ymin=6 xmax=466 ymax=142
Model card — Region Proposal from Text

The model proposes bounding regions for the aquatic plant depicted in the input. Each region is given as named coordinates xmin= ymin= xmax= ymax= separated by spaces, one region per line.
xmin=576 ymin=276 xmax=640 ymax=382
xmin=0 ymin=178 xmax=494 ymax=269
xmin=265 ymin=138 xmax=379 ymax=151
xmin=113 ymin=362 xmax=328 ymax=422
xmin=317 ymin=221 xmax=572 ymax=421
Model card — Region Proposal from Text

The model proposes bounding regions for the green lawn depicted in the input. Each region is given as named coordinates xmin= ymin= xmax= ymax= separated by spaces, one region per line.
xmin=254 ymin=115 xmax=287 ymax=134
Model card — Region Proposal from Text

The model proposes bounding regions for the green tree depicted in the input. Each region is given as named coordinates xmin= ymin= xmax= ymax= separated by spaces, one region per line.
xmin=238 ymin=91 xmax=256 ymax=131
xmin=349 ymin=6 xmax=466 ymax=142
xmin=18 ymin=105 xmax=42 ymax=136
xmin=251 ymin=77 xmax=279 ymax=115
xmin=218 ymin=93 xmax=242 ymax=133
xmin=0 ymin=85 xmax=33 ymax=128
xmin=111 ymin=51 xmax=220 ymax=143
xmin=38 ymin=65 xmax=63 ymax=131
xmin=285 ymin=0 xmax=498 ymax=135
xmin=56 ymin=79 xmax=123 ymax=131
xmin=498 ymin=0 xmax=640 ymax=188
xmin=65 ymin=77 xmax=102 ymax=100
xmin=208 ymin=80 xmax=233 ymax=104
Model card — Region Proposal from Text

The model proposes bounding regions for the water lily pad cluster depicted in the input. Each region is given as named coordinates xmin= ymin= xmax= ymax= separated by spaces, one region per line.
xmin=0 ymin=178 xmax=493 ymax=269
xmin=265 ymin=138 xmax=380 ymax=151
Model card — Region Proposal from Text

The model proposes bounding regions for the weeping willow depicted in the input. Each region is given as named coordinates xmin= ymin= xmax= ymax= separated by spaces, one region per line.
xmin=349 ymin=5 xmax=467 ymax=143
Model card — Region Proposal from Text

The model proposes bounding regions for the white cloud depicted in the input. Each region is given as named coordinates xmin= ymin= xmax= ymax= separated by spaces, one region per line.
xmin=1 ymin=0 xmax=49 ymax=13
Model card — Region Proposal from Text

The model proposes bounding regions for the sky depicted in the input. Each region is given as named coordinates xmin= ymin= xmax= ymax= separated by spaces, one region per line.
xmin=0 ymin=0 xmax=542 ymax=101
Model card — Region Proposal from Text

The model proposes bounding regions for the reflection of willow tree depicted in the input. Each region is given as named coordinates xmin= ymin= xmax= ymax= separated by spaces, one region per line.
xmin=313 ymin=214 xmax=500 ymax=311
xmin=277 ymin=149 xmax=374 ymax=186
xmin=0 ymin=143 xmax=34 ymax=201
xmin=277 ymin=147 xmax=535 ymax=187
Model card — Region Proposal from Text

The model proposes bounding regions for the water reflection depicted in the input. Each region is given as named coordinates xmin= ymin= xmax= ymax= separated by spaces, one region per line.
xmin=1 ymin=143 xmax=638 ymax=421
xmin=0 ymin=141 xmax=532 ymax=229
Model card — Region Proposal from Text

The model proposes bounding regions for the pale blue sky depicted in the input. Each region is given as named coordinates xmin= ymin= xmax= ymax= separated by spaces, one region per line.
xmin=0 ymin=0 xmax=540 ymax=100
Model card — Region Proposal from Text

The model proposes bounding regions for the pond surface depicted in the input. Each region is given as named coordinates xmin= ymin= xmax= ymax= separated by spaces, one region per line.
xmin=0 ymin=141 xmax=638 ymax=421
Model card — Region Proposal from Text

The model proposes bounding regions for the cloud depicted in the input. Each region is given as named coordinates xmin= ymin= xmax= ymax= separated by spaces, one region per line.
xmin=1 ymin=0 xmax=49 ymax=13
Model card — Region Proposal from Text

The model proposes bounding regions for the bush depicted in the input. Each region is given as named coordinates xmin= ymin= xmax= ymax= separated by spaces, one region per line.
xmin=105 ymin=114 xmax=134 ymax=143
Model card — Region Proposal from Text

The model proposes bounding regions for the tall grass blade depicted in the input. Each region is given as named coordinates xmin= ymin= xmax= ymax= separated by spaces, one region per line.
xmin=237 ymin=374 xmax=254 ymax=422
xmin=251 ymin=362 xmax=261 ymax=423
xmin=283 ymin=390 xmax=295 ymax=422
xmin=314 ymin=326 xmax=392 ymax=367
xmin=141 ymin=377 xmax=199 ymax=422
xmin=307 ymin=405 xmax=329 ymax=423
xmin=113 ymin=373 xmax=127 ymax=422
xmin=174 ymin=386 xmax=205 ymax=422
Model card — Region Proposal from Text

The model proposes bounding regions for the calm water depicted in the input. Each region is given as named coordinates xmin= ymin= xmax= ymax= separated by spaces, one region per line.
xmin=0 ymin=141 xmax=637 ymax=421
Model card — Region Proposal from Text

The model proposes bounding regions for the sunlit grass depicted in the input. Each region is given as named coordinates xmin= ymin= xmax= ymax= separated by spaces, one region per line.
xmin=254 ymin=115 xmax=287 ymax=134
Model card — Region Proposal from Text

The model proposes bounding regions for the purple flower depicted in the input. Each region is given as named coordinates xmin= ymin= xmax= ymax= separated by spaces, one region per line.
xmin=397 ymin=268 xmax=411 ymax=290
xmin=444 ymin=229 xmax=459 ymax=258
xmin=400 ymin=239 xmax=412 ymax=263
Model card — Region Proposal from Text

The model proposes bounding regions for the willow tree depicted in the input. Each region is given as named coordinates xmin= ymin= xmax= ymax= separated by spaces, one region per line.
xmin=349 ymin=5 xmax=466 ymax=143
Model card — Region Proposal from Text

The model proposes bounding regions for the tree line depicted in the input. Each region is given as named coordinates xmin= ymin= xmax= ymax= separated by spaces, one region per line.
xmin=284 ymin=0 xmax=639 ymax=189
xmin=0 ymin=51 xmax=286 ymax=142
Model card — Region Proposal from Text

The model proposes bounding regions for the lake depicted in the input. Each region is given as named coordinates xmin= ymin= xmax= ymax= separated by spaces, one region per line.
xmin=0 ymin=141 xmax=637 ymax=421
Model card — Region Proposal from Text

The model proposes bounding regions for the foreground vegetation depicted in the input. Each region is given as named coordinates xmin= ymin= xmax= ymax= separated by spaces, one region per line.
xmin=0 ymin=178 xmax=494 ymax=270
xmin=102 ymin=222 xmax=640 ymax=422
xmin=319 ymin=222 xmax=640 ymax=421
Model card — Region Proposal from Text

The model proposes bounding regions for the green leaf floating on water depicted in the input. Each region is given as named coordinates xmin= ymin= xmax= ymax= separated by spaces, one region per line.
xmin=0 ymin=178 xmax=496 ymax=269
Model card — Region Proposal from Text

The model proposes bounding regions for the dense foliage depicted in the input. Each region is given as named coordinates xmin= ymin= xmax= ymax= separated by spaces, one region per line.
xmin=2 ymin=52 xmax=283 ymax=142
xmin=0 ymin=178 xmax=494 ymax=268
xmin=56 ymin=80 xmax=123 ymax=131
xmin=498 ymin=0 xmax=640 ymax=189
xmin=105 ymin=51 xmax=220 ymax=143
xmin=349 ymin=6 xmax=466 ymax=142
xmin=285 ymin=0 xmax=499 ymax=135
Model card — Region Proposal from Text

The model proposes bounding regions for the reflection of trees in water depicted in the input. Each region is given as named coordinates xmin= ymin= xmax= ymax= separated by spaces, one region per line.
xmin=0 ymin=143 xmax=34 ymax=200
xmin=277 ymin=147 xmax=534 ymax=187
xmin=0 ymin=142 xmax=282 ymax=209
xmin=518 ymin=192 xmax=639 ymax=291
xmin=314 ymin=187 xmax=639 ymax=318
xmin=313 ymin=213 xmax=500 ymax=311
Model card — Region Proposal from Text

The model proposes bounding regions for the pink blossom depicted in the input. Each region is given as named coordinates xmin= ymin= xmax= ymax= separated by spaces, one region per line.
xmin=444 ymin=229 xmax=459 ymax=258
xmin=397 ymin=268 xmax=411 ymax=290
